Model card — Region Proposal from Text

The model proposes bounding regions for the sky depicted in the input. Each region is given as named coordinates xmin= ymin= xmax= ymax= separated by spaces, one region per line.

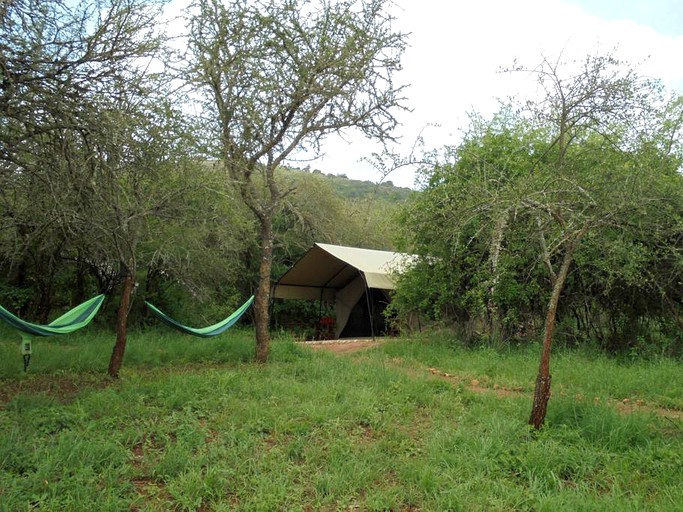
xmin=166 ymin=0 xmax=683 ymax=189
xmin=293 ymin=0 xmax=683 ymax=188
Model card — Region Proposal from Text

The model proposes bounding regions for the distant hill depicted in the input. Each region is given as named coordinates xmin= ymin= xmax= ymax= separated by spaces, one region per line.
xmin=289 ymin=167 xmax=416 ymax=202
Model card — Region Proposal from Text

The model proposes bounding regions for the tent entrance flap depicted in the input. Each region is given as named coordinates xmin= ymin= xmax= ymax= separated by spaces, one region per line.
xmin=334 ymin=276 xmax=366 ymax=338
xmin=339 ymin=289 xmax=390 ymax=338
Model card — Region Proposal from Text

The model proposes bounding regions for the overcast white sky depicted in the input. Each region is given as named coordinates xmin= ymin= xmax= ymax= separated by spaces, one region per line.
xmin=295 ymin=0 xmax=683 ymax=188
xmin=169 ymin=0 xmax=683 ymax=189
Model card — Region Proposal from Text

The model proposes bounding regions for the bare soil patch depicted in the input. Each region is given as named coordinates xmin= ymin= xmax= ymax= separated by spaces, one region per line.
xmin=0 ymin=373 xmax=112 ymax=407
xmin=300 ymin=339 xmax=386 ymax=354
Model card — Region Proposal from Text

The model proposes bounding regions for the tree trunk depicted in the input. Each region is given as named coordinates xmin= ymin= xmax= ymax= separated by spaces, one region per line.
xmin=254 ymin=217 xmax=273 ymax=363
xmin=108 ymin=270 xmax=135 ymax=378
xmin=37 ymin=245 xmax=62 ymax=322
xmin=529 ymin=238 xmax=577 ymax=429
xmin=536 ymin=215 xmax=557 ymax=287
xmin=487 ymin=209 xmax=509 ymax=341
xmin=36 ymin=279 xmax=53 ymax=324
xmin=73 ymin=256 xmax=86 ymax=306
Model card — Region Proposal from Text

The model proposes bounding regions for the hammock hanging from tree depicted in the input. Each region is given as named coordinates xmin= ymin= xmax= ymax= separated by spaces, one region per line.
xmin=0 ymin=294 xmax=106 ymax=337
xmin=1 ymin=294 xmax=106 ymax=372
xmin=145 ymin=296 xmax=254 ymax=338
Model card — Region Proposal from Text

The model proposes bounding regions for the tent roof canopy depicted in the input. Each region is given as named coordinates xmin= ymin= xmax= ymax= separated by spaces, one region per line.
xmin=273 ymin=243 xmax=414 ymax=301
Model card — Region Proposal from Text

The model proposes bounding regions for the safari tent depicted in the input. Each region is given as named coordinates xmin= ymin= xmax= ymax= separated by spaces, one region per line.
xmin=273 ymin=243 xmax=414 ymax=338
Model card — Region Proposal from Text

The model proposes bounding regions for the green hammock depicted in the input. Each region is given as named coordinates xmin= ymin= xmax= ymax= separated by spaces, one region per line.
xmin=145 ymin=296 xmax=254 ymax=338
xmin=0 ymin=294 xmax=106 ymax=337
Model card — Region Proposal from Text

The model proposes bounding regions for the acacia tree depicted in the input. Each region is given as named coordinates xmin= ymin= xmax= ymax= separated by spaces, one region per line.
xmin=0 ymin=0 xmax=164 ymax=315
xmin=517 ymin=54 xmax=677 ymax=428
xmin=395 ymin=53 xmax=683 ymax=429
xmin=0 ymin=0 xmax=200 ymax=378
xmin=185 ymin=0 xmax=407 ymax=362
xmin=92 ymin=100 xmax=206 ymax=378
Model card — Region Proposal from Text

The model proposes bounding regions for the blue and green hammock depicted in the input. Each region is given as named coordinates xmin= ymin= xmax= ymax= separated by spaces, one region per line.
xmin=145 ymin=295 xmax=254 ymax=337
xmin=0 ymin=294 xmax=106 ymax=337
xmin=0 ymin=294 xmax=106 ymax=371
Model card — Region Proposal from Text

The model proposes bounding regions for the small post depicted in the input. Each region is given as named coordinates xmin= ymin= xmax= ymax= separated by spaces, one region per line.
xmin=20 ymin=336 xmax=32 ymax=372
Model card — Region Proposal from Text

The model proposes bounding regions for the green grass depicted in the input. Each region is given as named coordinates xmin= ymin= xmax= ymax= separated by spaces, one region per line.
xmin=1 ymin=330 xmax=682 ymax=511
xmin=0 ymin=326 xmax=257 ymax=378
xmin=380 ymin=335 xmax=683 ymax=410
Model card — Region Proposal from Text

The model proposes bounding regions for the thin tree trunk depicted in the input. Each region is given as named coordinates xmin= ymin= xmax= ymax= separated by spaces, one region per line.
xmin=529 ymin=238 xmax=577 ymax=429
xmin=36 ymin=279 xmax=53 ymax=324
xmin=73 ymin=256 xmax=86 ymax=306
xmin=254 ymin=217 xmax=273 ymax=363
xmin=108 ymin=270 xmax=135 ymax=379
xmin=536 ymin=215 xmax=557 ymax=287
xmin=37 ymin=245 xmax=63 ymax=322
xmin=487 ymin=209 xmax=509 ymax=341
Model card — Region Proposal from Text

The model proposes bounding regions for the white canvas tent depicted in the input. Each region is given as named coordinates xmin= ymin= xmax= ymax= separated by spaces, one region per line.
xmin=273 ymin=243 xmax=414 ymax=338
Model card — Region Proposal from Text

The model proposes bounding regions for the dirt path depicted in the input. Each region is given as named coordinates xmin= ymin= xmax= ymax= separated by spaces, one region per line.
xmin=301 ymin=339 xmax=386 ymax=355
xmin=307 ymin=339 xmax=683 ymax=421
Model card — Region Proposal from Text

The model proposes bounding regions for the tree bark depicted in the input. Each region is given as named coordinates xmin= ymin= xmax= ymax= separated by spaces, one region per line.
xmin=254 ymin=217 xmax=273 ymax=363
xmin=108 ymin=270 xmax=135 ymax=379
xmin=536 ymin=215 xmax=557 ymax=287
xmin=487 ymin=209 xmax=510 ymax=340
xmin=529 ymin=237 xmax=577 ymax=429
xmin=36 ymin=278 xmax=53 ymax=324
xmin=73 ymin=256 xmax=86 ymax=306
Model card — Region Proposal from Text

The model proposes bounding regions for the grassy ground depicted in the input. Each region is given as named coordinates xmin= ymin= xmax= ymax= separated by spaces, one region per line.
xmin=0 ymin=329 xmax=682 ymax=511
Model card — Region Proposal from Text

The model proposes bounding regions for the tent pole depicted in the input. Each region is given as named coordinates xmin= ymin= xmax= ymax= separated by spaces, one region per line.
xmin=318 ymin=287 xmax=324 ymax=340
xmin=359 ymin=271 xmax=375 ymax=341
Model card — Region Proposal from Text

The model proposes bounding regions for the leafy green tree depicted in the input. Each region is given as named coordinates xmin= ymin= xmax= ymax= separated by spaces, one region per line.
xmin=0 ymin=0 xmax=165 ymax=320
xmin=396 ymin=53 xmax=683 ymax=429
xmin=76 ymin=96 xmax=217 ymax=378
xmin=274 ymin=170 xmax=351 ymax=270
xmin=184 ymin=0 xmax=407 ymax=362
xmin=0 ymin=0 xmax=162 ymax=168
xmin=0 ymin=0 xmax=214 ymax=378
xmin=394 ymin=110 xmax=543 ymax=338
xmin=516 ymin=54 xmax=680 ymax=428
